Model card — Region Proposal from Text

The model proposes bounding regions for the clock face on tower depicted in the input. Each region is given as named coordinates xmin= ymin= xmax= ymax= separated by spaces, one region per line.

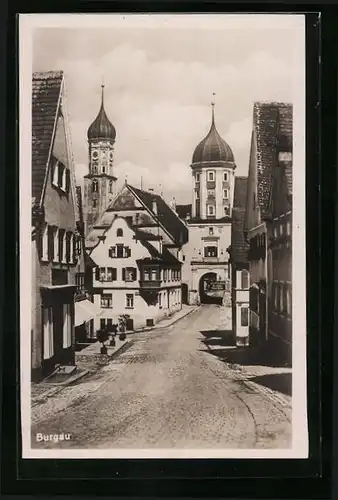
xmin=92 ymin=150 xmax=98 ymax=159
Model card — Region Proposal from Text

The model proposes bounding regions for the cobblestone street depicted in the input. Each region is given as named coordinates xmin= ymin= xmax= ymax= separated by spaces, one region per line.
xmin=31 ymin=305 xmax=292 ymax=450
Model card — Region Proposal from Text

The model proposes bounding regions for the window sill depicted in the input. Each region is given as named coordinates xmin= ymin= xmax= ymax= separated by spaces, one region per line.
xmin=125 ymin=307 xmax=134 ymax=310
xmin=101 ymin=306 xmax=113 ymax=309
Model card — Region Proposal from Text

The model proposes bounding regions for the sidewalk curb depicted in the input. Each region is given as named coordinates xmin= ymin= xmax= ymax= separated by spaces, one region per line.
xmin=32 ymin=341 xmax=133 ymax=404
xmin=204 ymin=343 xmax=291 ymax=410
xmin=130 ymin=306 xmax=200 ymax=335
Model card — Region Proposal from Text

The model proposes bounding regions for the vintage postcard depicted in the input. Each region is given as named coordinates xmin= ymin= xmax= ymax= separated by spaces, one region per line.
xmin=20 ymin=13 xmax=308 ymax=459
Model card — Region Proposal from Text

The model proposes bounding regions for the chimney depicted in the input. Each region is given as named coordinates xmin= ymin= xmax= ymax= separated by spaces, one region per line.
xmin=152 ymin=199 xmax=158 ymax=215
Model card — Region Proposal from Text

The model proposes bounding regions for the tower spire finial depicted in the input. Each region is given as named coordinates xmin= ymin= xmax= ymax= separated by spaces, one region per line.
xmin=101 ymin=76 xmax=105 ymax=107
xmin=211 ymin=93 xmax=216 ymax=126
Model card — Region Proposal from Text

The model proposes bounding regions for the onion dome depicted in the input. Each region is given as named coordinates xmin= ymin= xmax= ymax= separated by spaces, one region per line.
xmin=192 ymin=104 xmax=234 ymax=164
xmin=87 ymin=84 xmax=116 ymax=141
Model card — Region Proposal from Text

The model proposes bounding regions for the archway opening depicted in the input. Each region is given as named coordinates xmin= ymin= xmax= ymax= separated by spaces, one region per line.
xmin=199 ymin=272 xmax=223 ymax=305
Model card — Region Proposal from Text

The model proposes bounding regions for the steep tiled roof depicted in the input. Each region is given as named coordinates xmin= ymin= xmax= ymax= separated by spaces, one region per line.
xmin=32 ymin=71 xmax=63 ymax=203
xmin=127 ymin=185 xmax=189 ymax=246
xmin=233 ymin=176 xmax=248 ymax=209
xmin=176 ymin=204 xmax=192 ymax=220
xmin=253 ymin=102 xmax=293 ymax=217
xmin=231 ymin=209 xmax=249 ymax=264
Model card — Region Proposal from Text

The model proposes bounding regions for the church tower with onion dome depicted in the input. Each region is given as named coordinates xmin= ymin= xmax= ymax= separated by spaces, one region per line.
xmin=179 ymin=101 xmax=235 ymax=309
xmin=83 ymin=84 xmax=117 ymax=234
xmin=191 ymin=102 xmax=236 ymax=220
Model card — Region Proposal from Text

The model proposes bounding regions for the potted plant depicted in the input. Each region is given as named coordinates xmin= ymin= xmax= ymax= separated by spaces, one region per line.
xmin=96 ymin=328 xmax=109 ymax=354
xmin=118 ymin=314 xmax=130 ymax=341
xmin=109 ymin=323 xmax=118 ymax=346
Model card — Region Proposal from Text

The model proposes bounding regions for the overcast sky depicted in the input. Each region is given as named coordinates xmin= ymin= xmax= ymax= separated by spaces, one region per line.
xmin=32 ymin=15 xmax=304 ymax=204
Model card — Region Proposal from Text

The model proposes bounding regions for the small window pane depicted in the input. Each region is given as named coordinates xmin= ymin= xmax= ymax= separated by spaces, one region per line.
xmin=241 ymin=307 xmax=249 ymax=327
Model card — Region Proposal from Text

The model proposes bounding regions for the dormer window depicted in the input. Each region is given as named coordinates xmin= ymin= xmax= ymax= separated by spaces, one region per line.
xmin=52 ymin=158 xmax=70 ymax=194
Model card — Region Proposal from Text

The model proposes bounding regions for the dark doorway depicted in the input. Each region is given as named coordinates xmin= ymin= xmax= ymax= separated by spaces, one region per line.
xmin=181 ymin=283 xmax=188 ymax=304
xmin=126 ymin=318 xmax=134 ymax=331
xmin=199 ymin=273 xmax=222 ymax=305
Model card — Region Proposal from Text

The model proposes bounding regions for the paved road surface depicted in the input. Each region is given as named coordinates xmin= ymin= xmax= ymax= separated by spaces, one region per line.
xmin=31 ymin=305 xmax=291 ymax=450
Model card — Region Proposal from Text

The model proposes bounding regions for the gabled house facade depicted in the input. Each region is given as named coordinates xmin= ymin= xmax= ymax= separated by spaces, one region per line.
xmin=229 ymin=177 xmax=250 ymax=346
xmin=31 ymin=71 xmax=80 ymax=381
xmin=85 ymin=183 xmax=188 ymax=332
xmin=244 ymin=101 xmax=293 ymax=348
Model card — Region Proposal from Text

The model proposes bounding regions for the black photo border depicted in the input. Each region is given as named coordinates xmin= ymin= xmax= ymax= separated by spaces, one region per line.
xmin=1 ymin=2 xmax=334 ymax=498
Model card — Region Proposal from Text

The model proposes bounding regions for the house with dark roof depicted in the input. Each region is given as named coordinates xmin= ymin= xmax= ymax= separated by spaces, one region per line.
xmin=31 ymin=71 xmax=80 ymax=381
xmin=84 ymin=183 xmax=187 ymax=332
xmin=229 ymin=177 xmax=250 ymax=346
xmin=244 ymin=101 xmax=293 ymax=349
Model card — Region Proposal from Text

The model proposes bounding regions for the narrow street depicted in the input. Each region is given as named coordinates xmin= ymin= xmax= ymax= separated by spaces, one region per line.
xmin=31 ymin=305 xmax=291 ymax=450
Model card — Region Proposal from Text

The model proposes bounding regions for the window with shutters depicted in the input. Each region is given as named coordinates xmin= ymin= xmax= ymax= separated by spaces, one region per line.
xmin=48 ymin=226 xmax=54 ymax=261
xmin=123 ymin=267 xmax=136 ymax=282
xmin=241 ymin=307 xmax=249 ymax=327
xmin=69 ymin=233 xmax=74 ymax=264
xmin=58 ymin=229 xmax=65 ymax=263
xmin=53 ymin=228 xmax=59 ymax=263
xmin=126 ymin=294 xmax=134 ymax=309
xmin=241 ymin=270 xmax=249 ymax=289
xmin=62 ymin=303 xmax=72 ymax=348
xmin=41 ymin=224 xmax=49 ymax=261
xmin=279 ymin=283 xmax=284 ymax=312
xmin=101 ymin=293 xmax=113 ymax=308
xmin=43 ymin=307 xmax=54 ymax=360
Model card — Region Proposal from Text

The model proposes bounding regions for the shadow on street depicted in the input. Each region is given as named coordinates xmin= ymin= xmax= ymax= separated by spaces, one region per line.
xmin=249 ymin=372 xmax=292 ymax=396
xmin=200 ymin=329 xmax=292 ymax=369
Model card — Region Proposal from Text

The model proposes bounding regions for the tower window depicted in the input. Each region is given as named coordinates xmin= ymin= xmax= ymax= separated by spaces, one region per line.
xmin=102 ymin=165 xmax=106 ymax=174
xmin=196 ymin=190 xmax=200 ymax=199
xmin=223 ymin=189 xmax=229 ymax=200
xmin=204 ymin=246 xmax=218 ymax=258
xmin=207 ymin=189 xmax=215 ymax=198
xmin=223 ymin=172 xmax=229 ymax=182
xmin=92 ymin=164 xmax=98 ymax=174
xmin=209 ymin=227 xmax=214 ymax=235
xmin=116 ymin=228 xmax=123 ymax=237
xmin=92 ymin=179 xmax=98 ymax=193
xmin=93 ymin=199 xmax=97 ymax=208
xmin=109 ymin=180 xmax=113 ymax=194
xmin=207 ymin=205 xmax=215 ymax=216
xmin=207 ymin=171 xmax=215 ymax=181
xmin=195 ymin=173 xmax=200 ymax=183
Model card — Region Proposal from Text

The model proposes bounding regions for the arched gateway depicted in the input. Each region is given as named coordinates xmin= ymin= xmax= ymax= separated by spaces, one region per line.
xmin=199 ymin=272 xmax=223 ymax=305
